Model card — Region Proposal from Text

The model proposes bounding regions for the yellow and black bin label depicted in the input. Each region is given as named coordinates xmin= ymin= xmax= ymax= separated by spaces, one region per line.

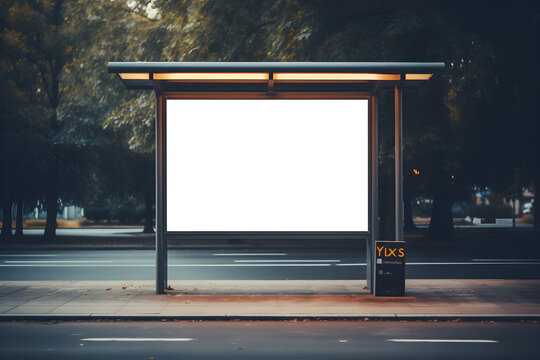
xmin=374 ymin=241 xmax=406 ymax=296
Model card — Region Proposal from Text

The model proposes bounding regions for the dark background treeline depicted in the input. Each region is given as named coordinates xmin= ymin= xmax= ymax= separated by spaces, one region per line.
xmin=1 ymin=0 xmax=538 ymax=241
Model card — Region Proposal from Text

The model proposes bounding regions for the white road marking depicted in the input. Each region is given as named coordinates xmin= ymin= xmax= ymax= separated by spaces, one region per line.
xmin=0 ymin=264 xmax=155 ymax=267
xmin=169 ymin=263 xmax=332 ymax=267
xmin=213 ymin=253 xmax=287 ymax=256
xmin=407 ymin=262 xmax=540 ymax=265
xmin=4 ymin=261 xmax=113 ymax=264
xmin=387 ymin=339 xmax=498 ymax=343
xmin=0 ymin=254 xmax=58 ymax=257
xmin=336 ymin=263 xmax=366 ymax=266
xmin=81 ymin=338 xmax=195 ymax=342
xmin=234 ymin=260 xmax=340 ymax=263
xmin=338 ymin=262 xmax=540 ymax=266
xmin=0 ymin=263 xmax=331 ymax=267
xmin=473 ymin=259 xmax=540 ymax=262
xmin=1 ymin=261 xmax=539 ymax=268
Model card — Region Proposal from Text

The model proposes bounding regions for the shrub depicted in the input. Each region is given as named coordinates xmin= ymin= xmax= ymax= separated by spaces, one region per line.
xmin=83 ymin=197 xmax=145 ymax=224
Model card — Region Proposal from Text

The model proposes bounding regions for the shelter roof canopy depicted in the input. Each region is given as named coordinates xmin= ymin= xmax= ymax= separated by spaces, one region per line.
xmin=107 ymin=61 xmax=445 ymax=92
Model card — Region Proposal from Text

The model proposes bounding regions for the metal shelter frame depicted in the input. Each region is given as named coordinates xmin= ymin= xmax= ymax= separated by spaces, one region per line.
xmin=108 ymin=62 xmax=445 ymax=294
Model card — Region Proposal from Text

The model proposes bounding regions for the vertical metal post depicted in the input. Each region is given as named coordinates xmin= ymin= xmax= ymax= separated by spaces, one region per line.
xmin=395 ymin=85 xmax=403 ymax=242
xmin=156 ymin=93 xmax=167 ymax=294
xmin=367 ymin=95 xmax=378 ymax=292
xmin=512 ymin=198 xmax=516 ymax=228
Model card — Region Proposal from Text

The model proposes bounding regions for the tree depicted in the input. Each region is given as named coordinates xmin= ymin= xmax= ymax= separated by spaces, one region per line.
xmin=3 ymin=0 xmax=73 ymax=240
xmin=4 ymin=0 xmax=537 ymax=243
xmin=60 ymin=0 xmax=164 ymax=233
xmin=0 ymin=0 xmax=48 ymax=240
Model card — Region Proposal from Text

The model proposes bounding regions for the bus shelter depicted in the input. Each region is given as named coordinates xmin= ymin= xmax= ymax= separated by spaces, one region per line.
xmin=108 ymin=62 xmax=444 ymax=295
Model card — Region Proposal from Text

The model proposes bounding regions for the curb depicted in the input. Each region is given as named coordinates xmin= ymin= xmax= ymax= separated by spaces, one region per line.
xmin=1 ymin=314 xmax=540 ymax=322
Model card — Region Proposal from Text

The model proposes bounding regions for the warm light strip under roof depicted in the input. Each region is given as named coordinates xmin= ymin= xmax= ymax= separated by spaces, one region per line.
xmin=119 ymin=73 xmax=150 ymax=80
xmin=153 ymin=73 xmax=269 ymax=80
xmin=119 ymin=72 xmax=433 ymax=82
xmin=273 ymin=73 xmax=401 ymax=81
xmin=405 ymin=73 xmax=433 ymax=80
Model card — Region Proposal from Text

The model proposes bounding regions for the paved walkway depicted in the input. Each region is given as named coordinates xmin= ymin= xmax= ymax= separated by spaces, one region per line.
xmin=0 ymin=279 xmax=539 ymax=320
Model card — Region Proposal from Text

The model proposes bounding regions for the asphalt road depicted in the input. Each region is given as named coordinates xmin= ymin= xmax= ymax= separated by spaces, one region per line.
xmin=0 ymin=320 xmax=538 ymax=359
xmin=0 ymin=249 xmax=539 ymax=280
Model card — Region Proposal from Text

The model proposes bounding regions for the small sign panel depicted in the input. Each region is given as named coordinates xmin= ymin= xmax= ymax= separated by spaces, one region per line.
xmin=374 ymin=241 xmax=406 ymax=296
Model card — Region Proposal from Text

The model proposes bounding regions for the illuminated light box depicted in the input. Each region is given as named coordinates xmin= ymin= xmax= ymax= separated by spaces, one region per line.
xmin=166 ymin=99 xmax=368 ymax=232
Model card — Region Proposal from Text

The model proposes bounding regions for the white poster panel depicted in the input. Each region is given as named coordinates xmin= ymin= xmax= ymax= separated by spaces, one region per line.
xmin=166 ymin=99 xmax=368 ymax=232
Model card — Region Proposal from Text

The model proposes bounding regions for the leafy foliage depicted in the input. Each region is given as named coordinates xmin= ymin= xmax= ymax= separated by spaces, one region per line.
xmin=1 ymin=0 xmax=539 ymax=241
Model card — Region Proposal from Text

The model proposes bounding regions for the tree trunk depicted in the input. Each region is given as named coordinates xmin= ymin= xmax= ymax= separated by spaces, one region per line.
xmin=1 ymin=199 xmax=13 ymax=241
xmin=404 ymin=196 xmax=416 ymax=231
xmin=15 ymin=197 xmax=23 ymax=239
xmin=43 ymin=192 xmax=58 ymax=241
xmin=143 ymin=183 xmax=154 ymax=234
xmin=426 ymin=179 xmax=455 ymax=241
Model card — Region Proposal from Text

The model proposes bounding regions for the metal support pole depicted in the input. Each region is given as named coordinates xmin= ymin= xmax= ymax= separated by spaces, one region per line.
xmin=395 ymin=85 xmax=403 ymax=242
xmin=155 ymin=93 xmax=167 ymax=294
xmin=512 ymin=197 xmax=516 ymax=228
xmin=367 ymin=95 xmax=378 ymax=292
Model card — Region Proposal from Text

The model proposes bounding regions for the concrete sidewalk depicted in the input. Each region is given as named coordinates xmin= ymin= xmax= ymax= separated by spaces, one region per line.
xmin=0 ymin=279 xmax=539 ymax=320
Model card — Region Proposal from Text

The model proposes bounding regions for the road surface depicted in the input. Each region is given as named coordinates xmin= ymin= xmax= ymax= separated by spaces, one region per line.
xmin=0 ymin=249 xmax=539 ymax=280
xmin=0 ymin=320 xmax=538 ymax=359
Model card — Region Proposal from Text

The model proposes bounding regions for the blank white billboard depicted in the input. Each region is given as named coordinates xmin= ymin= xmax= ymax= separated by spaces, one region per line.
xmin=166 ymin=99 xmax=368 ymax=232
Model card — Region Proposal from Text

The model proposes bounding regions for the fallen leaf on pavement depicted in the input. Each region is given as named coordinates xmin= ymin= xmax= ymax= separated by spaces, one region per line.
xmin=185 ymin=300 xmax=191 ymax=304
xmin=122 ymin=286 xmax=127 ymax=289
xmin=82 ymin=293 xmax=88 ymax=295
xmin=106 ymin=288 xmax=112 ymax=291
